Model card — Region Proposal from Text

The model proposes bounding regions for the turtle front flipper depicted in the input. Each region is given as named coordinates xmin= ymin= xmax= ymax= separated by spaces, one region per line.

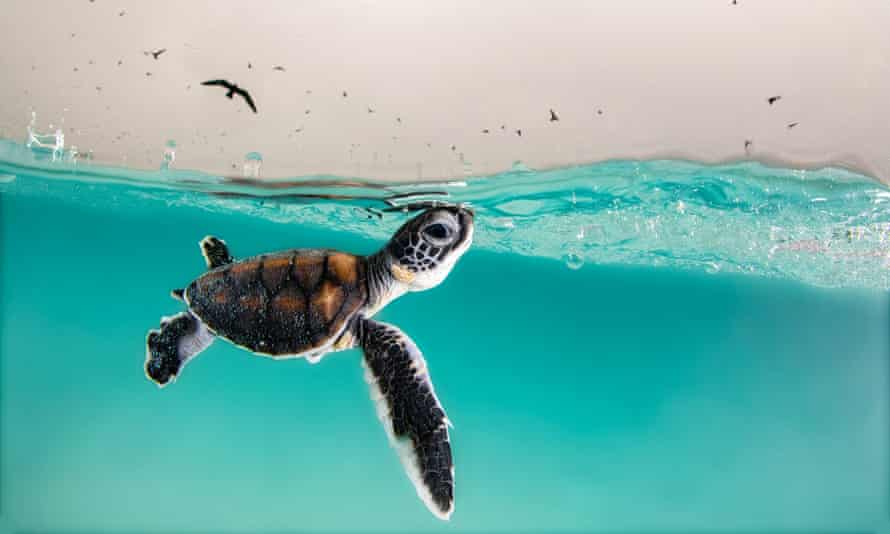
xmin=200 ymin=236 xmax=233 ymax=269
xmin=145 ymin=311 xmax=214 ymax=386
xmin=356 ymin=317 xmax=454 ymax=520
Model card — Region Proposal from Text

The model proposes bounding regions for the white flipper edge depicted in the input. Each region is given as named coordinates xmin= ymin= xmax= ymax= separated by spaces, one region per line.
xmin=359 ymin=319 xmax=455 ymax=520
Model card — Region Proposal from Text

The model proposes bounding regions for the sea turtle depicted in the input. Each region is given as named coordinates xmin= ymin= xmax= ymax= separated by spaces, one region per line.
xmin=144 ymin=206 xmax=474 ymax=520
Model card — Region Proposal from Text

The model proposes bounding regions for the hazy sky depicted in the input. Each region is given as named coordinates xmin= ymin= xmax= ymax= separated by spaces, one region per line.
xmin=2 ymin=0 xmax=889 ymax=182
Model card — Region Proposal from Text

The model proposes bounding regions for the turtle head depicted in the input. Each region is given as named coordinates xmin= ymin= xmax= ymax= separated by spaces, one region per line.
xmin=385 ymin=206 xmax=474 ymax=290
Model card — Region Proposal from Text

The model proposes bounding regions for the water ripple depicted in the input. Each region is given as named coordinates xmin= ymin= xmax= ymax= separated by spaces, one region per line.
xmin=2 ymin=139 xmax=889 ymax=289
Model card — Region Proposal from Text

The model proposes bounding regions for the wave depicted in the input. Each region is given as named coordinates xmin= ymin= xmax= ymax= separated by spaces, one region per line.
xmin=2 ymin=138 xmax=889 ymax=289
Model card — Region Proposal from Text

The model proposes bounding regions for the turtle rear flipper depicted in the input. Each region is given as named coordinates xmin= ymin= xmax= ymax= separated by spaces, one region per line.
xmin=357 ymin=317 xmax=454 ymax=520
xmin=145 ymin=311 xmax=214 ymax=386
xmin=200 ymin=236 xmax=233 ymax=269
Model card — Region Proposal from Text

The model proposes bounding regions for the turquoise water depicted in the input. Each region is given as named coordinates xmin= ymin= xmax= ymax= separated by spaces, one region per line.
xmin=1 ymin=139 xmax=889 ymax=532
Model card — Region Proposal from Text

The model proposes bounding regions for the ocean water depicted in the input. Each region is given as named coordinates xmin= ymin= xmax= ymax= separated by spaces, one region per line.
xmin=1 ymin=139 xmax=889 ymax=533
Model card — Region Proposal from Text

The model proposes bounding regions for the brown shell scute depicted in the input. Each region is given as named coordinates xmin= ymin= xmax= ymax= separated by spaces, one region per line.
xmin=185 ymin=250 xmax=367 ymax=355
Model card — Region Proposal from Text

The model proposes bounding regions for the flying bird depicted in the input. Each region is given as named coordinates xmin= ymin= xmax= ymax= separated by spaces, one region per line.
xmin=145 ymin=48 xmax=167 ymax=60
xmin=549 ymin=109 xmax=559 ymax=122
xmin=273 ymin=65 xmax=286 ymax=71
xmin=767 ymin=95 xmax=781 ymax=105
xmin=201 ymin=79 xmax=258 ymax=113
xmin=787 ymin=122 xmax=799 ymax=129
xmin=516 ymin=129 xmax=522 ymax=137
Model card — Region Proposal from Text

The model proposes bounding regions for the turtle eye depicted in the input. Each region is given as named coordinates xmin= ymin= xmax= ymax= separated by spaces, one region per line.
xmin=423 ymin=223 xmax=452 ymax=242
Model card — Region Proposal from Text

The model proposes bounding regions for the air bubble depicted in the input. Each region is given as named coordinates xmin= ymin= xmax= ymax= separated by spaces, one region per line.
xmin=491 ymin=218 xmax=515 ymax=231
xmin=563 ymin=252 xmax=584 ymax=270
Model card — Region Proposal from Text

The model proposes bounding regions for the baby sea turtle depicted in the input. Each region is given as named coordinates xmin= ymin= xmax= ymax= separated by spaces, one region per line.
xmin=144 ymin=207 xmax=474 ymax=520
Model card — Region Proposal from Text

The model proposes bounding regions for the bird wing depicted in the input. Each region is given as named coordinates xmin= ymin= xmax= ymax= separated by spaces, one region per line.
xmin=236 ymin=88 xmax=258 ymax=113
xmin=201 ymin=79 xmax=231 ymax=88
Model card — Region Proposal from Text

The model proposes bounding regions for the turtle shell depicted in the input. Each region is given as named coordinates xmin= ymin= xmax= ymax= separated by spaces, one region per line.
xmin=185 ymin=249 xmax=367 ymax=355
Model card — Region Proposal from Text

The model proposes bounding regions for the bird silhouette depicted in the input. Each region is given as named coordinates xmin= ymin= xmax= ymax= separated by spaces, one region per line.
xmin=767 ymin=95 xmax=781 ymax=105
xmin=145 ymin=48 xmax=167 ymax=60
xmin=201 ymin=79 xmax=257 ymax=113
xmin=549 ymin=109 xmax=559 ymax=122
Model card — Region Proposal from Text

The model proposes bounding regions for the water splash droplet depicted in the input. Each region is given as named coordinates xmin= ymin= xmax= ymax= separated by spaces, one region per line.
xmin=563 ymin=252 xmax=584 ymax=270
xmin=243 ymin=152 xmax=263 ymax=178
xmin=53 ymin=129 xmax=65 ymax=161
xmin=510 ymin=160 xmax=532 ymax=173
xmin=161 ymin=139 xmax=176 ymax=170
xmin=26 ymin=112 xmax=67 ymax=161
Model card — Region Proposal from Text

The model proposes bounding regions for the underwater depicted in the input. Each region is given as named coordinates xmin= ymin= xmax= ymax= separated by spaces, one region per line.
xmin=2 ymin=136 xmax=889 ymax=532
